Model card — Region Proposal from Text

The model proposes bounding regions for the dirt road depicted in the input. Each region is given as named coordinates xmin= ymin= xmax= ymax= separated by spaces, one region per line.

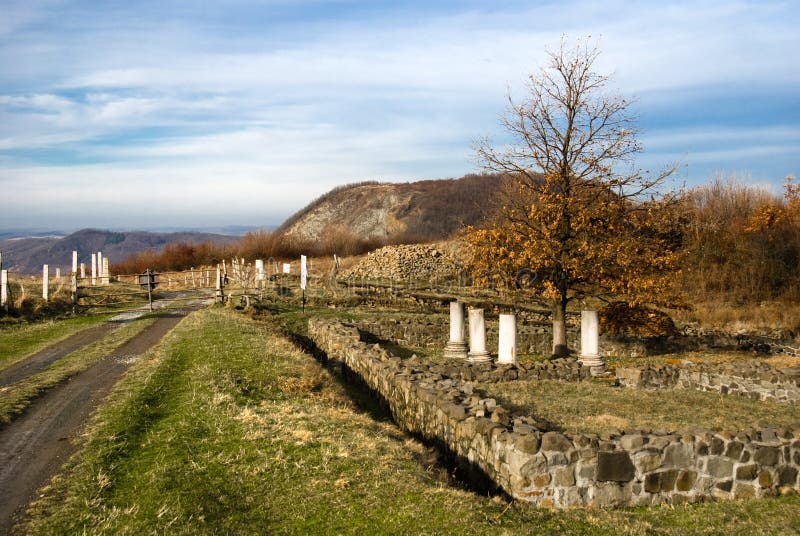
xmin=0 ymin=301 xmax=206 ymax=534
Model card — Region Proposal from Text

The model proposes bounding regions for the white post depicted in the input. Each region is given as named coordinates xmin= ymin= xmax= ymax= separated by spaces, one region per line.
xmin=255 ymin=259 xmax=265 ymax=281
xmin=72 ymin=250 xmax=78 ymax=274
xmin=215 ymin=266 xmax=223 ymax=303
xmin=42 ymin=264 xmax=49 ymax=301
xmin=498 ymin=313 xmax=517 ymax=364
xmin=282 ymin=263 xmax=291 ymax=274
xmin=579 ymin=310 xmax=605 ymax=375
xmin=80 ymin=263 xmax=85 ymax=279
xmin=97 ymin=251 xmax=103 ymax=281
xmin=467 ymin=308 xmax=491 ymax=362
xmin=1 ymin=269 xmax=8 ymax=312
xmin=102 ymin=257 xmax=109 ymax=285
xmin=444 ymin=301 xmax=468 ymax=358
xmin=91 ymin=254 xmax=97 ymax=285
xmin=300 ymin=255 xmax=307 ymax=290
xmin=55 ymin=267 xmax=61 ymax=281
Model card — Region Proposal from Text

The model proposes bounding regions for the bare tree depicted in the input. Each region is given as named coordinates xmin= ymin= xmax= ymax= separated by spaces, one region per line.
xmin=468 ymin=38 xmax=681 ymax=356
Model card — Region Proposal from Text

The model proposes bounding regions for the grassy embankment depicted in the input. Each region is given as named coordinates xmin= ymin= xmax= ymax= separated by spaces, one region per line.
xmin=19 ymin=306 xmax=800 ymax=535
xmin=0 ymin=314 xmax=160 ymax=424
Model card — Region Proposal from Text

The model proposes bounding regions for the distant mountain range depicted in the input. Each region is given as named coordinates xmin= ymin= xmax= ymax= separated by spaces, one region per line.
xmin=0 ymin=229 xmax=239 ymax=274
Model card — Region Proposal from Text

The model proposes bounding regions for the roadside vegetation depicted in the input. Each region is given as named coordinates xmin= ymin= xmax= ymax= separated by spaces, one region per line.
xmin=0 ymin=314 xmax=159 ymax=424
xmin=18 ymin=306 xmax=800 ymax=534
xmin=0 ymin=314 xmax=110 ymax=372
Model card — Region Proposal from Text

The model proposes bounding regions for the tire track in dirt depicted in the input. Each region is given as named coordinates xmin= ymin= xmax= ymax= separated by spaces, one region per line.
xmin=0 ymin=323 xmax=116 ymax=388
xmin=0 ymin=309 xmax=195 ymax=534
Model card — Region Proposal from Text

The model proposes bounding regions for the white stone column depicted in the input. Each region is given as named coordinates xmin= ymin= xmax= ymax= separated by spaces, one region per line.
xmin=467 ymin=308 xmax=491 ymax=362
xmin=91 ymin=254 xmax=97 ymax=285
xmin=72 ymin=250 xmax=78 ymax=274
xmin=55 ymin=267 xmax=61 ymax=281
xmin=579 ymin=310 xmax=605 ymax=375
xmin=102 ymin=257 xmax=109 ymax=285
xmin=443 ymin=301 xmax=468 ymax=358
xmin=97 ymin=251 xmax=103 ymax=280
xmin=497 ymin=313 xmax=517 ymax=364
xmin=80 ymin=263 xmax=86 ymax=279
xmin=42 ymin=264 xmax=49 ymax=301
xmin=1 ymin=269 xmax=8 ymax=311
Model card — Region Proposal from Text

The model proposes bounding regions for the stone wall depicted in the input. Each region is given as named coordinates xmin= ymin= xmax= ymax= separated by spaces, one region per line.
xmin=617 ymin=363 xmax=800 ymax=402
xmin=308 ymin=319 xmax=800 ymax=508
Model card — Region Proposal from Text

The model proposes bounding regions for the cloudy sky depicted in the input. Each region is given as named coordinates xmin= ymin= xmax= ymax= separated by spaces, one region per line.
xmin=1 ymin=0 xmax=798 ymax=231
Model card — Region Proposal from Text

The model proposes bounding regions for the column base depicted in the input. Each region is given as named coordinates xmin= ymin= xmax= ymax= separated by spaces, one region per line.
xmin=579 ymin=354 xmax=606 ymax=376
xmin=444 ymin=341 xmax=468 ymax=359
xmin=467 ymin=351 xmax=492 ymax=363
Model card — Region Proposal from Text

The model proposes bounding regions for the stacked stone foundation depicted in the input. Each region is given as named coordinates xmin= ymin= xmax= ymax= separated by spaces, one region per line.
xmin=308 ymin=319 xmax=800 ymax=508
xmin=617 ymin=363 xmax=800 ymax=402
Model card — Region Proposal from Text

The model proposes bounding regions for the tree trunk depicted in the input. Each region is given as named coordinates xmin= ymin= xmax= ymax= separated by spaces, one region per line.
xmin=552 ymin=301 xmax=569 ymax=357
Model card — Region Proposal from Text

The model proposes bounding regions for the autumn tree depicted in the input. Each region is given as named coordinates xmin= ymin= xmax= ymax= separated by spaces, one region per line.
xmin=466 ymin=38 xmax=683 ymax=356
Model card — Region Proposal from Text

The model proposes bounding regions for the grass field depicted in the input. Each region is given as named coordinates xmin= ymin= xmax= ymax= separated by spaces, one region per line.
xmin=18 ymin=306 xmax=800 ymax=535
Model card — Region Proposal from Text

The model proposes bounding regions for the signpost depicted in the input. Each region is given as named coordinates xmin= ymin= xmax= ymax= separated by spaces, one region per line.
xmin=300 ymin=255 xmax=307 ymax=313
xmin=138 ymin=269 xmax=157 ymax=311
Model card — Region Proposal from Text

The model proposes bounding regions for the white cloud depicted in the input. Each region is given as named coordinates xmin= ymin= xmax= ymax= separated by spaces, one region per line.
xmin=0 ymin=0 xmax=797 ymax=227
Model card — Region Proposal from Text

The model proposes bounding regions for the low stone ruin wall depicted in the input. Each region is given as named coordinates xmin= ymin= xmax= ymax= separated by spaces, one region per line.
xmin=617 ymin=363 xmax=800 ymax=402
xmin=308 ymin=319 xmax=800 ymax=508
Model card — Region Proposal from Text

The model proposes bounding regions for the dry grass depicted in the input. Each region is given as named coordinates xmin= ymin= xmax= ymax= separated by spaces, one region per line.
xmin=673 ymin=300 xmax=800 ymax=334
xmin=606 ymin=350 xmax=799 ymax=370
xmin=487 ymin=379 xmax=800 ymax=434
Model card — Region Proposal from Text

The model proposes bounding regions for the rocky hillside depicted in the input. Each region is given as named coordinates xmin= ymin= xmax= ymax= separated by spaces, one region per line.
xmin=0 ymin=228 xmax=238 ymax=274
xmin=276 ymin=173 xmax=506 ymax=243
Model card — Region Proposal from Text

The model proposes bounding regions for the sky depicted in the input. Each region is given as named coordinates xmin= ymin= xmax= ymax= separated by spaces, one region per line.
xmin=0 ymin=0 xmax=798 ymax=231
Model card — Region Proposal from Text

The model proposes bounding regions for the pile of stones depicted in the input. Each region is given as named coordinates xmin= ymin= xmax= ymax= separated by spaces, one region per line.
xmin=343 ymin=243 xmax=462 ymax=281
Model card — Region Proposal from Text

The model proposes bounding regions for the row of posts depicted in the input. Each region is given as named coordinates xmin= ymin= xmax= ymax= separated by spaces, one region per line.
xmin=0 ymin=249 xmax=110 ymax=310
xmin=444 ymin=301 xmax=606 ymax=375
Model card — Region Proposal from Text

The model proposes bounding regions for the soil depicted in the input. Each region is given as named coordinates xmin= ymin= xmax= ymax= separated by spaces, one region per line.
xmin=0 ymin=302 xmax=204 ymax=534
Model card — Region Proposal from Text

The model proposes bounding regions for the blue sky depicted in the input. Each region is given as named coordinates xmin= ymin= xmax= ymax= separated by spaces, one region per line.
xmin=0 ymin=0 xmax=798 ymax=230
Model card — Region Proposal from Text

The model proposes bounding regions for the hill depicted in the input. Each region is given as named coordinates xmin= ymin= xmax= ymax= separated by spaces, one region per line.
xmin=276 ymin=173 xmax=506 ymax=244
xmin=0 ymin=229 xmax=238 ymax=274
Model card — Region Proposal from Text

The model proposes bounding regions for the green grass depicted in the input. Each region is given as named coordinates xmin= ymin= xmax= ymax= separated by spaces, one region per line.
xmin=0 ymin=315 xmax=158 ymax=424
xmin=19 ymin=307 xmax=800 ymax=535
xmin=486 ymin=379 xmax=800 ymax=434
xmin=0 ymin=314 xmax=111 ymax=371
